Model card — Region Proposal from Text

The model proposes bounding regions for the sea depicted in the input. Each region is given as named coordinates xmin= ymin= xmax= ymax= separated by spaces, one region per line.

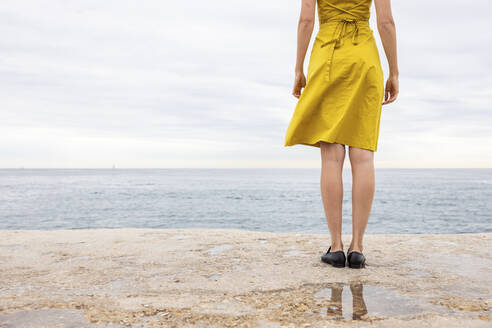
xmin=0 ymin=168 xmax=490 ymax=234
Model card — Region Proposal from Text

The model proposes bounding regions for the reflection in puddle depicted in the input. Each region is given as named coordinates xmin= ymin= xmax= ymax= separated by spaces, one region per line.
xmin=314 ymin=282 xmax=436 ymax=320
xmin=314 ymin=283 xmax=368 ymax=320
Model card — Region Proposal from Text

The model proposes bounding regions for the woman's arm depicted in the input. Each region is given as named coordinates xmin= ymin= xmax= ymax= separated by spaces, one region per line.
xmin=374 ymin=0 xmax=399 ymax=105
xmin=292 ymin=0 xmax=316 ymax=98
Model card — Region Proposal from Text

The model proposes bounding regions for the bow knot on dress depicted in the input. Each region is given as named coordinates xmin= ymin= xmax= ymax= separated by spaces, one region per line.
xmin=320 ymin=19 xmax=362 ymax=49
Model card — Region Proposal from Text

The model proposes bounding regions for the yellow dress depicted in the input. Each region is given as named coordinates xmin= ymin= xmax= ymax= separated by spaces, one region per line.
xmin=284 ymin=0 xmax=384 ymax=151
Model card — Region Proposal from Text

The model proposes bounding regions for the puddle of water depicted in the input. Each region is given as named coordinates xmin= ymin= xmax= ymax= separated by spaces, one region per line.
xmin=70 ymin=256 xmax=92 ymax=261
xmin=0 ymin=308 xmax=124 ymax=327
xmin=0 ymin=245 xmax=24 ymax=251
xmin=195 ymin=301 xmax=255 ymax=316
xmin=433 ymin=254 xmax=492 ymax=281
xmin=206 ymin=244 xmax=233 ymax=255
xmin=147 ymin=273 xmax=176 ymax=281
xmin=313 ymin=283 xmax=446 ymax=320
xmin=105 ymin=279 xmax=128 ymax=290
xmin=407 ymin=254 xmax=492 ymax=282
xmin=170 ymin=235 xmax=190 ymax=240
xmin=57 ymin=255 xmax=92 ymax=262
xmin=205 ymin=273 xmax=222 ymax=280
xmin=283 ymin=250 xmax=308 ymax=257
xmin=410 ymin=269 xmax=431 ymax=277
xmin=42 ymin=252 xmax=56 ymax=257
xmin=405 ymin=253 xmax=492 ymax=299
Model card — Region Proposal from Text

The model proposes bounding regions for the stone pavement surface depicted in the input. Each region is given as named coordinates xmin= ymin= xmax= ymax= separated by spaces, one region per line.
xmin=0 ymin=229 xmax=490 ymax=327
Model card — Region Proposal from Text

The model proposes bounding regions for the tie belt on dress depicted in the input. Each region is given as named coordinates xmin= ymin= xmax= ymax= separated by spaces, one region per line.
xmin=318 ymin=18 xmax=369 ymax=81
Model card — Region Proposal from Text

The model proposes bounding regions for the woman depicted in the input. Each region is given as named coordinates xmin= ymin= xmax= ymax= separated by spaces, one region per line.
xmin=284 ymin=0 xmax=399 ymax=268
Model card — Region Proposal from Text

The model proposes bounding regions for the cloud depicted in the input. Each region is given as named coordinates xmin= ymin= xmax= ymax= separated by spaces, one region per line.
xmin=0 ymin=0 xmax=491 ymax=168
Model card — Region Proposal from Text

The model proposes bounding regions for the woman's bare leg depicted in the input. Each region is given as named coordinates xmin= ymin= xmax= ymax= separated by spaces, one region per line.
xmin=320 ymin=142 xmax=346 ymax=252
xmin=348 ymin=146 xmax=375 ymax=253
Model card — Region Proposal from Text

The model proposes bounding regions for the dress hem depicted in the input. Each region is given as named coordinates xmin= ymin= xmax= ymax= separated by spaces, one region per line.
xmin=284 ymin=138 xmax=377 ymax=152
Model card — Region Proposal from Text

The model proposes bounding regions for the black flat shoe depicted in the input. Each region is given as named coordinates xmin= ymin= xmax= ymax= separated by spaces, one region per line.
xmin=347 ymin=250 xmax=366 ymax=269
xmin=321 ymin=246 xmax=346 ymax=268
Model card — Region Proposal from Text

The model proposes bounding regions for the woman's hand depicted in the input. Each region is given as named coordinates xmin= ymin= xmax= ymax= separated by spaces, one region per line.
xmin=383 ymin=75 xmax=399 ymax=105
xmin=292 ymin=71 xmax=307 ymax=98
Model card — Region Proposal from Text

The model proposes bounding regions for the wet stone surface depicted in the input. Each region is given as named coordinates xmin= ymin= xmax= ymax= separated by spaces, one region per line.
xmin=0 ymin=308 xmax=124 ymax=328
xmin=312 ymin=283 xmax=442 ymax=320
xmin=0 ymin=229 xmax=491 ymax=327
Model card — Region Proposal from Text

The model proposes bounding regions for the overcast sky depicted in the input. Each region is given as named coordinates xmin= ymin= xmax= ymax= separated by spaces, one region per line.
xmin=1 ymin=0 xmax=491 ymax=168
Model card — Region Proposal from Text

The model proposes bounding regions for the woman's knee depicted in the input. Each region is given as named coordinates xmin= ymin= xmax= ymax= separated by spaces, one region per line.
xmin=320 ymin=142 xmax=346 ymax=163
xmin=348 ymin=146 xmax=373 ymax=165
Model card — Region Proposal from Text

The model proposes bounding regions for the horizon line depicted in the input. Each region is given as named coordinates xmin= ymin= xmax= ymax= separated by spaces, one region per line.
xmin=1 ymin=167 xmax=491 ymax=170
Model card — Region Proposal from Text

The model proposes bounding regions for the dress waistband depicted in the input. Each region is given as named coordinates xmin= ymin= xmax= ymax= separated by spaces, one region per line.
xmin=319 ymin=18 xmax=367 ymax=49
xmin=320 ymin=18 xmax=369 ymax=24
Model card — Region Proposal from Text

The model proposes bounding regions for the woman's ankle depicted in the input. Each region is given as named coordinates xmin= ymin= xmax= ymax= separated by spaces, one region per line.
xmin=331 ymin=241 xmax=344 ymax=252
xmin=348 ymin=242 xmax=363 ymax=253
